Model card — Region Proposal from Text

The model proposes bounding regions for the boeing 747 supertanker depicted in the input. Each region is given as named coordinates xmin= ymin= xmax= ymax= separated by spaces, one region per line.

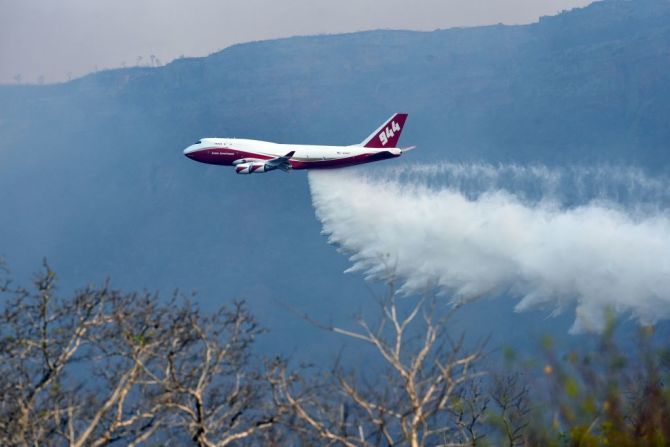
xmin=183 ymin=113 xmax=414 ymax=174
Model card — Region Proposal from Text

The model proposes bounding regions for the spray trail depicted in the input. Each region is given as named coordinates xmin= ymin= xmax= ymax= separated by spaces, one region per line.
xmin=308 ymin=164 xmax=670 ymax=333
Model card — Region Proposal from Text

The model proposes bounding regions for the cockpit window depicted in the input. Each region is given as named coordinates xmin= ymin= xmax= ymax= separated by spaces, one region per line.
xmin=195 ymin=140 xmax=202 ymax=144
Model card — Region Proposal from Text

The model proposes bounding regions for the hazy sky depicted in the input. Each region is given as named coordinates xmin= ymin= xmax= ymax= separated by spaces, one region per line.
xmin=0 ymin=0 xmax=592 ymax=84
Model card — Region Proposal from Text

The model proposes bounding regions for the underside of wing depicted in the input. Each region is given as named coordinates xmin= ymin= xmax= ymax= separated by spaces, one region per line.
xmin=265 ymin=151 xmax=295 ymax=172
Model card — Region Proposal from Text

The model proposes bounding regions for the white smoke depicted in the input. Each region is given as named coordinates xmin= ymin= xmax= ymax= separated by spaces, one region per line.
xmin=308 ymin=164 xmax=670 ymax=333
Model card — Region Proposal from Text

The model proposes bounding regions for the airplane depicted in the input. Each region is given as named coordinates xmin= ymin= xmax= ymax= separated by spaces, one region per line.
xmin=183 ymin=113 xmax=415 ymax=174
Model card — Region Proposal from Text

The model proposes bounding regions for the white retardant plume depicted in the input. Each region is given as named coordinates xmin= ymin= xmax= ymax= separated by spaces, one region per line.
xmin=308 ymin=164 xmax=670 ymax=333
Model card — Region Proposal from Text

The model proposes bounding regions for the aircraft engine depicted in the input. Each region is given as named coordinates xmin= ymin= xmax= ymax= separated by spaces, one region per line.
xmin=234 ymin=162 xmax=275 ymax=174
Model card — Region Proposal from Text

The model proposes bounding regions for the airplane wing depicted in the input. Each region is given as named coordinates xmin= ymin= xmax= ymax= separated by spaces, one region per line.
xmin=265 ymin=151 xmax=295 ymax=172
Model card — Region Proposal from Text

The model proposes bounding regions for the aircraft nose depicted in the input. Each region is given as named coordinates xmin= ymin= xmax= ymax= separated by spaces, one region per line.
xmin=183 ymin=145 xmax=198 ymax=157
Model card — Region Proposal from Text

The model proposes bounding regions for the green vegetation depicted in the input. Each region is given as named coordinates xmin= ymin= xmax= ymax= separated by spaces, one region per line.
xmin=524 ymin=320 xmax=670 ymax=446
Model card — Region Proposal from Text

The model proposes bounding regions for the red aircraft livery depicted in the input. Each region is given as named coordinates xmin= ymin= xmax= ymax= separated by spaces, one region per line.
xmin=183 ymin=113 xmax=415 ymax=174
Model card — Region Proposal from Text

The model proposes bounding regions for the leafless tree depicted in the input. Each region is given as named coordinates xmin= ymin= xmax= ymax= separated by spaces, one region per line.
xmin=0 ymin=262 xmax=274 ymax=446
xmin=268 ymin=283 xmax=489 ymax=447
xmin=136 ymin=56 xmax=143 ymax=67
xmin=488 ymin=374 xmax=530 ymax=446
xmin=0 ymin=260 xmax=536 ymax=445
xmin=153 ymin=300 xmax=275 ymax=446
xmin=13 ymin=74 xmax=22 ymax=84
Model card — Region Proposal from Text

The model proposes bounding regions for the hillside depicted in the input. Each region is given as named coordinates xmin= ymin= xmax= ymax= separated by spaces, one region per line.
xmin=1 ymin=0 xmax=669 ymax=357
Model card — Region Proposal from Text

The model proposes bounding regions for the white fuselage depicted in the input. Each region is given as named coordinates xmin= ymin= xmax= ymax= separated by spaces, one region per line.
xmin=182 ymin=113 xmax=411 ymax=173
xmin=183 ymin=138 xmax=402 ymax=170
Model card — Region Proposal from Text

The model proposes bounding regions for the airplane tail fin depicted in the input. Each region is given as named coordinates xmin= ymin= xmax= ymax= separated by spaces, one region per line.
xmin=359 ymin=113 xmax=408 ymax=148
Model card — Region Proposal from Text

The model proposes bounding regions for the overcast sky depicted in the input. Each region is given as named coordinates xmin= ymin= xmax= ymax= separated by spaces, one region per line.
xmin=0 ymin=0 xmax=592 ymax=84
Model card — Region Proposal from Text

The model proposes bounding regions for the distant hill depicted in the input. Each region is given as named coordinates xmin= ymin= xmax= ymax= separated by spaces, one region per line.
xmin=1 ymin=0 xmax=669 ymax=358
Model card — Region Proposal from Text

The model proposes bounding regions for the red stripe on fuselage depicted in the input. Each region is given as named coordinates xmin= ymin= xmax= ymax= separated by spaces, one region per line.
xmin=184 ymin=147 xmax=273 ymax=165
xmin=184 ymin=147 xmax=399 ymax=169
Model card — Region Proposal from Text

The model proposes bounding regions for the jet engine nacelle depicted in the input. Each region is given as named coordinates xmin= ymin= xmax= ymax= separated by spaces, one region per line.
xmin=232 ymin=158 xmax=264 ymax=166
xmin=235 ymin=162 xmax=275 ymax=174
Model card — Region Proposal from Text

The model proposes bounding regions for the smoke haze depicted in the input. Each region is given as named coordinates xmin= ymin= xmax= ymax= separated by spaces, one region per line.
xmin=0 ymin=0 xmax=591 ymax=83
xmin=308 ymin=164 xmax=670 ymax=333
